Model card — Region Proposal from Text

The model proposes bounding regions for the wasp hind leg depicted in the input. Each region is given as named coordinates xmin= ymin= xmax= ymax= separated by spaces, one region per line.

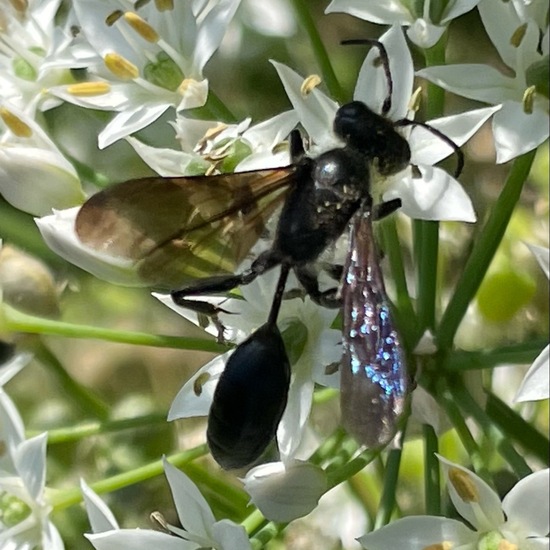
xmin=170 ymin=250 xmax=282 ymax=342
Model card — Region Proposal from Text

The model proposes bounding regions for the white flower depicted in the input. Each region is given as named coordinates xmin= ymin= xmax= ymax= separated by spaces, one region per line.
xmin=0 ymin=394 xmax=63 ymax=549
xmin=0 ymin=0 xmax=95 ymax=115
xmin=127 ymin=109 xmax=298 ymax=176
xmin=358 ymin=455 xmax=550 ymax=549
xmin=35 ymin=207 xmax=144 ymax=287
xmin=49 ymin=0 xmax=241 ymax=148
xmin=273 ymin=25 xmax=497 ymax=223
xmin=83 ymin=457 xmax=251 ymax=550
xmin=243 ymin=460 xmax=327 ymax=522
xmin=515 ymin=244 xmax=549 ymax=402
xmin=325 ymin=0 xmax=481 ymax=48
xmin=417 ymin=0 xmax=549 ymax=163
xmin=0 ymin=104 xmax=84 ymax=216
xmin=167 ymin=268 xmax=341 ymax=463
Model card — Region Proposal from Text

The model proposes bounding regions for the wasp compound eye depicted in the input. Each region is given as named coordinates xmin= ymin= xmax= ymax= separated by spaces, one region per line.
xmin=207 ymin=321 xmax=291 ymax=470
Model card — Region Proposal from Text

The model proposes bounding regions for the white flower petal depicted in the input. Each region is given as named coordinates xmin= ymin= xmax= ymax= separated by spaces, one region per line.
xmin=410 ymin=106 xmax=500 ymax=166
xmin=15 ymin=432 xmax=48 ymax=502
xmin=163 ymin=458 xmax=216 ymax=537
xmin=437 ymin=455 xmax=505 ymax=530
xmin=167 ymin=352 xmax=227 ymax=420
xmin=355 ymin=25 xmax=413 ymax=120
xmin=211 ymin=519 xmax=252 ymax=550
xmin=0 ymin=147 xmax=84 ymax=216
xmin=271 ymin=61 xmax=339 ymax=150
xmin=86 ymin=529 xmax=191 ymax=550
xmin=417 ymin=64 xmax=518 ymax=104
xmin=385 ymin=165 xmax=476 ymax=222
xmin=98 ymin=104 xmax=173 ymax=149
xmin=441 ymin=0 xmax=481 ymax=23
xmin=176 ymin=79 xmax=209 ymax=110
xmin=410 ymin=386 xmax=450 ymax=435
xmin=324 ymin=0 xmax=411 ymax=25
xmin=277 ymin=375 xmax=314 ymax=460
xmin=514 ymin=345 xmax=550 ymax=402
xmin=502 ymin=469 xmax=550 ymax=537
xmin=80 ymin=480 xmax=120 ymax=533
xmin=243 ymin=461 xmax=327 ymax=522
xmin=191 ymin=0 xmax=242 ymax=72
xmin=358 ymin=516 xmax=476 ymax=549
xmin=478 ymin=0 xmax=540 ymax=70
xmin=0 ymin=351 xmax=32 ymax=386
xmin=406 ymin=20 xmax=445 ymax=49
xmin=0 ymin=391 xmax=25 ymax=470
xmin=36 ymin=208 xmax=143 ymax=286
xmin=492 ymin=101 xmax=550 ymax=164
xmin=126 ymin=137 xmax=202 ymax=177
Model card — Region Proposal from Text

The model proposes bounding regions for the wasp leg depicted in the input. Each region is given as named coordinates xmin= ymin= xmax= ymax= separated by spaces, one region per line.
xmin=170 ymin=250 xmax=281 ymax=342
xmin=294 ymin=265 xmax=342 ymax=308
xmin=373 ymin=198 xmax=401 ymax=220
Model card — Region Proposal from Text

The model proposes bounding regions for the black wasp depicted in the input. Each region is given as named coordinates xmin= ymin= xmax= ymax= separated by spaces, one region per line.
xmin=76 ymin=40 xmax=462 ymax=470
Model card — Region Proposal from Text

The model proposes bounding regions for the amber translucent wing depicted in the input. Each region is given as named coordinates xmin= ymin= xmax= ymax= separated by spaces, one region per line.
xmin=76 ymin=168 xmax=296 ymax=289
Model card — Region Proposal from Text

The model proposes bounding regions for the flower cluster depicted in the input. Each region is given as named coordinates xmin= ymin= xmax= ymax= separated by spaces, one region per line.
xmin=0 ymin=0 xmax=547 ymax=548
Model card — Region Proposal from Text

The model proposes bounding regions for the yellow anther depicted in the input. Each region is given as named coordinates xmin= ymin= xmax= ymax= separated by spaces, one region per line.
xmin=104 ymin=53 xmax=139 ymax=80
xmin=0 ymin=107 xmax=32 ymax=137
xmin=448 ymin=467 xmax=479 ymax=503
xmin=423 ymin=543 xmax=453 ymax=550
xmin=522 ymin=85 xmax=536 ymax=114
xmin=409 ymin=86 xmax=422 ymax=112
xmin=155 ymin=0 xmax=174 ymax=11
xmin=301 ymin=74 xmax=322 ymax=96
xmin=498 ymin=541 xmax=518 ymax=550
xmin=124 ymin=12 xmax=159 ymax=43
xmin=66 ymin=81 xmax=111 ymax=96
xmin=105 ymin=10 xmax=123 ymax=26
xmin=510 ymin=23 xmax=528 ymax=47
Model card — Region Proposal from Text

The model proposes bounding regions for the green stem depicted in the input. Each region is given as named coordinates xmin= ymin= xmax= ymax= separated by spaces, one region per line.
xmin=4 ymin=304 xmax=226 ymax=353
xmin=37 ymin=413 xmax=167 ymax=444
xmin=49 ymin=446 xmax=208 ymax=510
xmin=373 ymin=447 xmax=403 ymax=528
xmin=380 ymin=217 xmax=417 ymax=346
xmin=436 ymin=379 xmax=491 ymax=483
xmin=413 ymin=35 xmax=448 ymax=336
xmin=485 ymin=392 xmax=549 ymax=464
xmin=423 ymin=425 xmax=441 ymax=515
xmin=445 ymin=339 xmax=547 ymax=370
xmin=437 ymin=150 xmax=536 ymax=349
xmin=32 ymin=338 xmax=109 ymax=420
xmin=288 ymin=0 xmax=344 ymax=102
xmin=452 ymin=379 xmax=532 ymax=478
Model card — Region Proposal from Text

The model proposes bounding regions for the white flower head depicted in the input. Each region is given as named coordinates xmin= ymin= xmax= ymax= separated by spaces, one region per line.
xmin=49 ymin=0 xmax=242 ymax=148
xmin=0 ymin=0 xmax=96 ymax=115
xmin=83 ymin=457 xmax=251 ymax=549
xmin=0 ymin=397 xmax=63 ymax=549
xmin=417 ymin=0 xmax=549 ymax=163
xmin=243 ymin=460 xmax=327 ymax=523
xmin=0 ymin=103 xmax=84 ymax=215
xmin=358 ymin=455 xmax=550 ymax=549
xmin=325 ymin=0 xmax=482 ymax=48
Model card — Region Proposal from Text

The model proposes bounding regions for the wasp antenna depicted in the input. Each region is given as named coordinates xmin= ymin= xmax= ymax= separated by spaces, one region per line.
xmin=394 ymin=118 xmax=464 ymax=178
xmin=341 ymin=39 xmax=393 ymax=117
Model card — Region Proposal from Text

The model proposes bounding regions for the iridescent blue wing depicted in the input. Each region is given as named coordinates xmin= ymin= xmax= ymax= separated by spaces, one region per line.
xmin=340 ymin=206 xmax=408 ymax=448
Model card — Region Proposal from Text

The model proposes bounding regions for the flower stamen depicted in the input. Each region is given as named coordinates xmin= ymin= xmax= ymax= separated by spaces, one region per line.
xmin=448 ymin=467 xmax=479 ymax=502
xmin=0 ymin=107 xmax=32 ymax=137
xmin=124 ymin=12 xmax=159 ymax=43
xmin=66 ymin=82 xmax=111 ymax=96
xmin=104 ymin=53 xmax=139 ymax=80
